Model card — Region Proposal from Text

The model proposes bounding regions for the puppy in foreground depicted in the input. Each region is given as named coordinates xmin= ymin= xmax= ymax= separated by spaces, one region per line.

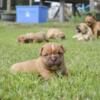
xmin=85 ymin=15 xmax=100 ymax=38
xmin=73 ymin=23 xmax=93 ymax=41
xmin=46 ymin=28 xmax=65 ymax=40
xmin=11 ymin=43 xmax=68 ymax=79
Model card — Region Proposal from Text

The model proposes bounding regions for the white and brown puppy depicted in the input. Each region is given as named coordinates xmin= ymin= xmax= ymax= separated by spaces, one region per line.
xmin=73 ymin=23 xmax=93 ymax=41
xmin=85 ymin=15 xmax=100 ymax=38
xmin=10 ymin=43 xmax=68 ymax=79
xmin=46 ymin=28 xmax=65 ymax=40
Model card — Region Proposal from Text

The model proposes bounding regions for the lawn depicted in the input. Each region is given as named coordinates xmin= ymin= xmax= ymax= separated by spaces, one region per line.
xmin=0 ymin=20 xmax=100 ymax=100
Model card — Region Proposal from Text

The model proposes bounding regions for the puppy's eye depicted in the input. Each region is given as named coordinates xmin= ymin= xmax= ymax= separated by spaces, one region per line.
xmin=58 ymin=52 xmax=63 ymax=55
xmin=43 ymin=53 xmax=49 ymax=56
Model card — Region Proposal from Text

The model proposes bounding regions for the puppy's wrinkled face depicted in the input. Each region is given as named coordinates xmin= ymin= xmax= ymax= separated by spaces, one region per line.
xmin=85 ymin=16 xmax=96 ymax=27
xmin=76 ymin=23 xmax=88 ymax=34
xmin=40 ymin=43 xmax=65 ymax=70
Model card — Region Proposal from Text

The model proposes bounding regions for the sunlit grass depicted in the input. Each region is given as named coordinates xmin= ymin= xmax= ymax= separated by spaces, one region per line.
xmin=0 ymin=21 xmax=100 ymax=100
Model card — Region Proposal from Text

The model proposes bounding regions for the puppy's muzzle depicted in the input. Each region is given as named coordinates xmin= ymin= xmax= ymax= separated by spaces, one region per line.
xmin=48 ymin=55 xmax=62 ymax=67
xmin=86 ymin=21 xmax=92 ymax=26
xmin=51 ymin=55 xmax=57 ymax=62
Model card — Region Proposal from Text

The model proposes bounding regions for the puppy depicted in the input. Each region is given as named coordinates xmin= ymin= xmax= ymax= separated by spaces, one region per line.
xmin=18 ymin=32 xmax=48 ymax=43
xmin=10 ymin=43 xmax=68 ymax=79
xmin=32 ymin=32 xmax=48 ymax=42
xmin=85 ymin=15 xmax=100 ymax=38
xmin=46 ymin=28 xmax=65 ymax=40
xmin=73 ymin=23 xmax=93 ymax=41
xmin=18 ymin=33 xmax=34 ymax=43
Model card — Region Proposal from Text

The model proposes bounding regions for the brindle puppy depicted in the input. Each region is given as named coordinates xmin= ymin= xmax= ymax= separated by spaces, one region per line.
xmin=18 ymin=32 xmax=48 ymax=43
xmin=10 ymin=43 xmax=68 ymax=79
xmin=85 ymin=15 xmax=100 ymax=38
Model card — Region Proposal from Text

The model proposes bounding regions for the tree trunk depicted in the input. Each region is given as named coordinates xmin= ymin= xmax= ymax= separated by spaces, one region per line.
xmin=89 ymin=0 xmax=95 ymax=12
xmin=29 ymin=0 xmax=33 ymax=6
xmin=59 ymin=0 xmax=65 ymax=22
xmin=7 ymin=0 xmax=11 ymax=13
xmin=40 ymin=0 xmax=44 ymax=5
xmin=0 ymin=0 xmax=3 ymax=8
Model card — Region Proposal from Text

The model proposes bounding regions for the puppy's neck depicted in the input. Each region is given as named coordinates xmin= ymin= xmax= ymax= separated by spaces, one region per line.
xmin=92 ymin=20 xmax=97 ymax=28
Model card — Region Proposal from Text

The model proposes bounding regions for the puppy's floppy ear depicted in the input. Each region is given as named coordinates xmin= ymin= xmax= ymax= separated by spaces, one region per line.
xmin=60 ymin=45 xmax=66 ymax=53
xmin=39 ymin=47 xmax=43 ymax=56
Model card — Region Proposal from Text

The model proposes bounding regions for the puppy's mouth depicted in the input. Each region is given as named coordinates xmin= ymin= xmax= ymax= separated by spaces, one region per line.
xmin=46 ymin=62 xmax=61 ymax=71
xmin=86 ymin=22 xmax=92 ymax=26
xmin=47 ymin=60 xmax=61 ymax=66
xmin=44 ymin=58 xmax=62 ymax=71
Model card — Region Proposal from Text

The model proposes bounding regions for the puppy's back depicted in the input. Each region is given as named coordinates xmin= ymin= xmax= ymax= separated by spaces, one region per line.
xmin=10 ymin=59 xmax=38 ymax=73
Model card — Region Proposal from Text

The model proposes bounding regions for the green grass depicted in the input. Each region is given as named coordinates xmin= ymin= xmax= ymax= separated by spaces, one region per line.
xmin=0 ymin=21 xmax=100 ymax=100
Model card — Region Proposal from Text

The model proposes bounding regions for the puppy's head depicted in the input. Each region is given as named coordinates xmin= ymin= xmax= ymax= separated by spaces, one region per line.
xmin=58 ymin=32 xmax=65 ymax=39
xmin=76 ymin=23 xmax=88 ymax=34
xmin=85 ymin=15 xmax=96 ymax=27
xmin=40 ymin=43 xmax=65 ymax=70
xmin=18 ymin=35 xmax=26 ymax=43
